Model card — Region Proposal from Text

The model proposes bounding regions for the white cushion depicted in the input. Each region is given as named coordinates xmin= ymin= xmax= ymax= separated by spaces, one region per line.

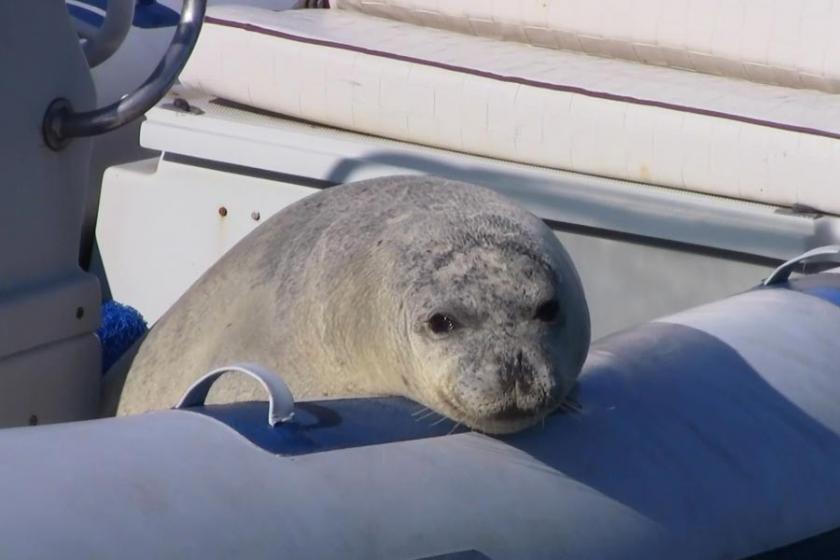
xmin=334 ymin=0 xmax=840 ymax=93
xmin=181 ymin=7 xmax=840 ymax=214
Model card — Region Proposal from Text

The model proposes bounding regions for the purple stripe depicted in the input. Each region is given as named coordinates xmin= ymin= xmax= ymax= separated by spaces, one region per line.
xmin=205 ymin=16 xmax=840 ymax=142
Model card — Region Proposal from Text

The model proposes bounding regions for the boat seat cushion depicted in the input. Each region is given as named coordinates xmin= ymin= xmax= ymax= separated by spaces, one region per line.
xmin=180 ymin=7 xmax=840 ymax=214
xmin=333 ymin=0 xmax=840 ymax=94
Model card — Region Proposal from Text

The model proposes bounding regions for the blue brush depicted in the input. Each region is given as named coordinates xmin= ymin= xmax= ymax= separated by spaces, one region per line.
xmin=97 ymin=300 xmax=148 ymax=374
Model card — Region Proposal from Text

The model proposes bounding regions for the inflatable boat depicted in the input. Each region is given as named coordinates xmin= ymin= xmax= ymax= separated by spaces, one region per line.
xmin=2 ymin=1 xmax=840 ymax=558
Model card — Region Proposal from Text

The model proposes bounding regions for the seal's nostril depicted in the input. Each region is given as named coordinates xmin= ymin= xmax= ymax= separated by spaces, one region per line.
xmin=516 ymin=350 xmax=523 ymax=370
xmin=499 ymin=365 xmax=515 ymax=392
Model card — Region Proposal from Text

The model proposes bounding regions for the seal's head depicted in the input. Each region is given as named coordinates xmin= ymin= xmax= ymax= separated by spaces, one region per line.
xmin=392 ymin=204 xmax=590 ymax=434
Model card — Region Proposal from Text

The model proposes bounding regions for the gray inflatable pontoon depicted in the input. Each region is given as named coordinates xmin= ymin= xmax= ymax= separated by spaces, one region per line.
xmin=2 ymin=270 xmax=840 ymax=560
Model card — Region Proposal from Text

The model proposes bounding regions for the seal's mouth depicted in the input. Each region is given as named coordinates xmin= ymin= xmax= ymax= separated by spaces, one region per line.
xmin=489 ymin=403 xmax=539 ymax=422
xmin=478 ymin=394 xmax=562 ymax=433
xmin=437 ymin=394 xmax=555 ymax=434
xmin=475 ymin=408 xmax=549 ymax=434
xmin=485 ymin=381 xmax=565 ymax=423
xmin=433 ymin=384 xmax=578 ymax=434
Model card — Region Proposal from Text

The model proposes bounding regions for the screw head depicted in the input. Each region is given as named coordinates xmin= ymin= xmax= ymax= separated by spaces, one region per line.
xmin=218 ymin=206 xmax=228 ymax=217
xmin=172 ymin=97 xmax=192 ymax=112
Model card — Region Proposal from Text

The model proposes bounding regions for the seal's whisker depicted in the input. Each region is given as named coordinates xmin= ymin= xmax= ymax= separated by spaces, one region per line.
xmin=415 ymin=409 xmax=438 ymax=422
xmin=558 ymin=397 xmax=582 ymax=414
xmin=447 ymin=422 xmax=463 ymax=436
xmin=412 ymin=406 xmax=431 ymax=417
xmin=429 ymin=415 xmax=449 ymax=427
xmin=567 ymin=395 xmax=582 ymax=408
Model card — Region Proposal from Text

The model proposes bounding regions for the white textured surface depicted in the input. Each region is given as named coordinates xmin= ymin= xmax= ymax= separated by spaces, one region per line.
xmin=97 ymin=157 xmax=316 ymax=323
xmin=335 ymin=0 xmax=840 ymax=93
xmin=181 ymin=7 xmax=840 ymax=214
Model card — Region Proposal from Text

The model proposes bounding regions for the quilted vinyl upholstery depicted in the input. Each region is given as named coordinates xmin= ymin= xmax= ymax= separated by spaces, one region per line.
xmin=334 ymin=0 xmax=840 ymax=94
xmin=180 ymin=7 xmax=840 ymax=213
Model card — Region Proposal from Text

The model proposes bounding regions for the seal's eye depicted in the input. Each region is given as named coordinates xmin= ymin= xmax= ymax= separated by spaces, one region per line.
xmin=534 ymin=299 xmax=560 ymax=322
xmin=428 ymin=313 xmax=460 ymax=334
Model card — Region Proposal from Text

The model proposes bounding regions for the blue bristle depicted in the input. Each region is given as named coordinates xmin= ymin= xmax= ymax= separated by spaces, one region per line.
xmin=97 ymin=300 xmax=148 ymax=374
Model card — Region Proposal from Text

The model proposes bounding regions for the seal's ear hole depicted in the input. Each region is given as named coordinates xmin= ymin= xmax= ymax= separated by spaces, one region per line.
xmin=534 ymin=299 xmax=560 ymax=323
xmin=428 ymin=313 xmax=461 ymax=334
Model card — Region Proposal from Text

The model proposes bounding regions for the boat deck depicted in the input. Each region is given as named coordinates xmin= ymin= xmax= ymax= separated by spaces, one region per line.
xmin=143 ymin=89 xmax=836 ymax=261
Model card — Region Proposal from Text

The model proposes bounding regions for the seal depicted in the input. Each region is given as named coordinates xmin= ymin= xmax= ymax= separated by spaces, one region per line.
xmin=107 ymin=175 xmax=590 ymax=434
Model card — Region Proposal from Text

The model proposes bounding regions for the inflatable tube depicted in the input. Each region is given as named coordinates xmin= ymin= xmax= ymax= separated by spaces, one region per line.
xmin=1 ymin=274 xmax=839 ymax=559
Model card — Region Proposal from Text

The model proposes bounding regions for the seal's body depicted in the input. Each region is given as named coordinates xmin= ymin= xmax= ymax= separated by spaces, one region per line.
xmin=111 ymin=176 xmax=590 ymax=433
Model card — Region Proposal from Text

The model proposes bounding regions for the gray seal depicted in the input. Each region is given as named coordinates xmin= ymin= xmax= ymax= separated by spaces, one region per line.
xmin=108 ymin=176 xmax=590 ymax=434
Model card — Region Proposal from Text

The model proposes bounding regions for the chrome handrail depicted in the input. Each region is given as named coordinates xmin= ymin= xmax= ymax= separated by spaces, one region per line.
xmin=72 ymin=0 xmax=135 ymax=68
xmin=44 ymin=0 xmax=207 ymax=150
xmin=763 ymin=245 xmax=840 ymax=285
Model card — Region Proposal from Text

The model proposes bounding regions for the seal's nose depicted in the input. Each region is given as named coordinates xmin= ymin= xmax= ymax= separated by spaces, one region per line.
xmin=499 ymin=350 xmax=534 ymax=394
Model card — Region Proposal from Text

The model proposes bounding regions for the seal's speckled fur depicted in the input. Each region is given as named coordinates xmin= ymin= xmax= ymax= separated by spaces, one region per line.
xmin=111 ymin=176 xmax=590 ymax=433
